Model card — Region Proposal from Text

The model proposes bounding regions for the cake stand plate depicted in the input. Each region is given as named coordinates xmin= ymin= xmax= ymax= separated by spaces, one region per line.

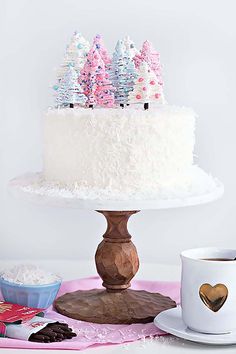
xmin=9 ymin=173 xmax=224 ymax=324
xmin=9 ymin=172 xmax=224 ymax=211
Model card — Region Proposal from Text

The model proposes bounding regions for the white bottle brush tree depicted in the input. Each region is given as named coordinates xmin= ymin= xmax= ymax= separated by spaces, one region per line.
xmin=111 ymin=40 xmax=137 ymax=107
xmin=133 ymin=40 xmax=165 ymax=103
xmin=128 ymin=61 xmax=162 ymax=110
xmin=53 ymin=31 xmax=90 ymax=91
xmin=56 ymin=66 xmax=87 ymax=108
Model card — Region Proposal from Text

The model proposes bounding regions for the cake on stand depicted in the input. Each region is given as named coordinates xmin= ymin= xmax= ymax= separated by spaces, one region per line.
xmin=9 ymin=173 xmax=223 ymax=324
xmin=9 ymin=33 xmax=224 ymax=325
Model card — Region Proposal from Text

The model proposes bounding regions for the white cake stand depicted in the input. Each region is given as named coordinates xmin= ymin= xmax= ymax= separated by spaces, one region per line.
xmin=9 ymin=172 xmax=224 ymax=325
xmin=9 ymin=172 xmax=224 ymax=211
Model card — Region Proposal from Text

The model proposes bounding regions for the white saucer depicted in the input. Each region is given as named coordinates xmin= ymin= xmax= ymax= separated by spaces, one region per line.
xmin=154 ymin=306 xmax=236 ymax=345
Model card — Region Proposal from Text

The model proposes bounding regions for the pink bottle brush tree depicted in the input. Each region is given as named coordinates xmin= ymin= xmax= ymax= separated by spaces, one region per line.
xmin=79 ymin=45 xmax=114 ymax=108
xmin=96 ymin=68 xmax=115 ymax=107
xmin=78 ymin=47 xmax=98 ymax=107
xmin=93 ymin=34 xmax=111 ymax=70
xmin=133 ymin=40 xmax=162 ymax=83
xmin=133 ymin=40 xmax=165 ymax=101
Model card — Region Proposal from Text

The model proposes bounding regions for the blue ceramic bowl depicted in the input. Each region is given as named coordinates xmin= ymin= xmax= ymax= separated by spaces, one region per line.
xmin=0 ymin=277 xmax=61 ymax=309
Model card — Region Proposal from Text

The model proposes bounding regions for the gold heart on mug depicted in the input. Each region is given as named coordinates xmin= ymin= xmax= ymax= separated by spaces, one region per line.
xmin=199 ymin=283 xmax=228 ymax=312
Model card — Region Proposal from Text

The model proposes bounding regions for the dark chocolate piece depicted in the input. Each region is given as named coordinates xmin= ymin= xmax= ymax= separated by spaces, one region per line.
xmin=29 ymin=321 xmax=76 ymax=343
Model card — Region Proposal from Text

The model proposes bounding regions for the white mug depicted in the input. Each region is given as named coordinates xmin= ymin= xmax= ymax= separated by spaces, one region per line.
xmin=181 ymin=247 xmax=236 ymax=334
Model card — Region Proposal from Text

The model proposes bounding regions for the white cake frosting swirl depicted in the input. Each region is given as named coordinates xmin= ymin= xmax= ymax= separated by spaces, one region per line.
xmin=42 ymin=105 xmax=201 ymax=197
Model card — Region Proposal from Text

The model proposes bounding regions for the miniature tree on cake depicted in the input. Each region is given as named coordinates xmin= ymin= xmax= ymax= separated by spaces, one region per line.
xmin=79 ymin=46 xmax=114 ymax=108
xmin=111 ymin=40 xmax=137 ymax=107
xmin=54 ymin=31 xmax=90 ymax=91
xmin=128 ymin=61 xmax=162 ymax=109
xmin=123 ymin=37 xmax=138 ymax=106
xmin=95 ymin=67 xmax=115 ymax=107
xmin=93 ymin=34 xmax=111 ymax=70
xmin=133 ymin=40 xmax=161 ymax=81
xmin=133 ymin=40 xmax=165 ymax=101
xmin=55 ymin=66 xmax=87 ymax=107
xmin=78 ymin=47 xmax=98 ymax=108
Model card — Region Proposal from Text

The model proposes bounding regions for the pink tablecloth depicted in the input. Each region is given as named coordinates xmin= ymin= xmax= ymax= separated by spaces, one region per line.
xmin=0 ymin=276 xmax=180 ymax=350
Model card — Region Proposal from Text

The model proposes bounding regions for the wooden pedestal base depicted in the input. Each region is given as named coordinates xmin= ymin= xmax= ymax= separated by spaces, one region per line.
xmin=55 ymin=210 xmax=176 ymax=324
xmin=54 ymin=288 xmax=176 ymax=324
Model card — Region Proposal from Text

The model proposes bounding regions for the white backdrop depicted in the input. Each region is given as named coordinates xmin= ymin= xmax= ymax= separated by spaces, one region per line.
xmin=1 ymin=0 xmax=235 ymax=265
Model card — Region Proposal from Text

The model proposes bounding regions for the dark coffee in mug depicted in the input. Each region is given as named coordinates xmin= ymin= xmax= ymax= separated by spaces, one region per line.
xmin=201 ymin=258 xmax=234 ymax=261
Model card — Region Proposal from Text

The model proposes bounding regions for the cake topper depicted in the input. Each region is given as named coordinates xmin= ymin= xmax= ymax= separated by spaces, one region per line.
xmin=93 ymin=34 xmax=111 ymax=70
xmin=110 ymin=40 xmax=137 ymax=107
xmin=133 ymin=40 xmax=164 ymax=102
xmin=53 ymin=33 xmax=166 ymax=109
xmin=133 ymin=40 xmax=162 ymax=83
xmin=55 ymin=66 xmax=87 ymax=107
xmin=79 ymin=46 xmax=114 ymax=108
xmin=53 ymin=31 xmax=90 ymax=91
xmin=128 ymin=61 xmax=162 ymax=109
xmin=95 ymin=61 xmax=115 ymax=108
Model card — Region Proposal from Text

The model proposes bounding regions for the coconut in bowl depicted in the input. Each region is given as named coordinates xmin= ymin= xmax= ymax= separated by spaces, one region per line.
xmin=0 ymin=264 xmax=62 ymax=309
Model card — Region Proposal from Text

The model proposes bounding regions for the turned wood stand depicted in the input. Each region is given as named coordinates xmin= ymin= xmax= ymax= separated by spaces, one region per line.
xmin=54 ymin=210 xmax=176 ymax=324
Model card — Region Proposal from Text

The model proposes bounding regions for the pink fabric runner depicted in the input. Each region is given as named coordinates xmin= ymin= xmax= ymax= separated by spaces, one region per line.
xmin=0 ymin=276 xmax=180 ymax=350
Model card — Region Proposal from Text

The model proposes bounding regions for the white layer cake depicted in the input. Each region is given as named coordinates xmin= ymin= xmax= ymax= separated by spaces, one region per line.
xmin=42 ymin=105 xmax=204 ymax=198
